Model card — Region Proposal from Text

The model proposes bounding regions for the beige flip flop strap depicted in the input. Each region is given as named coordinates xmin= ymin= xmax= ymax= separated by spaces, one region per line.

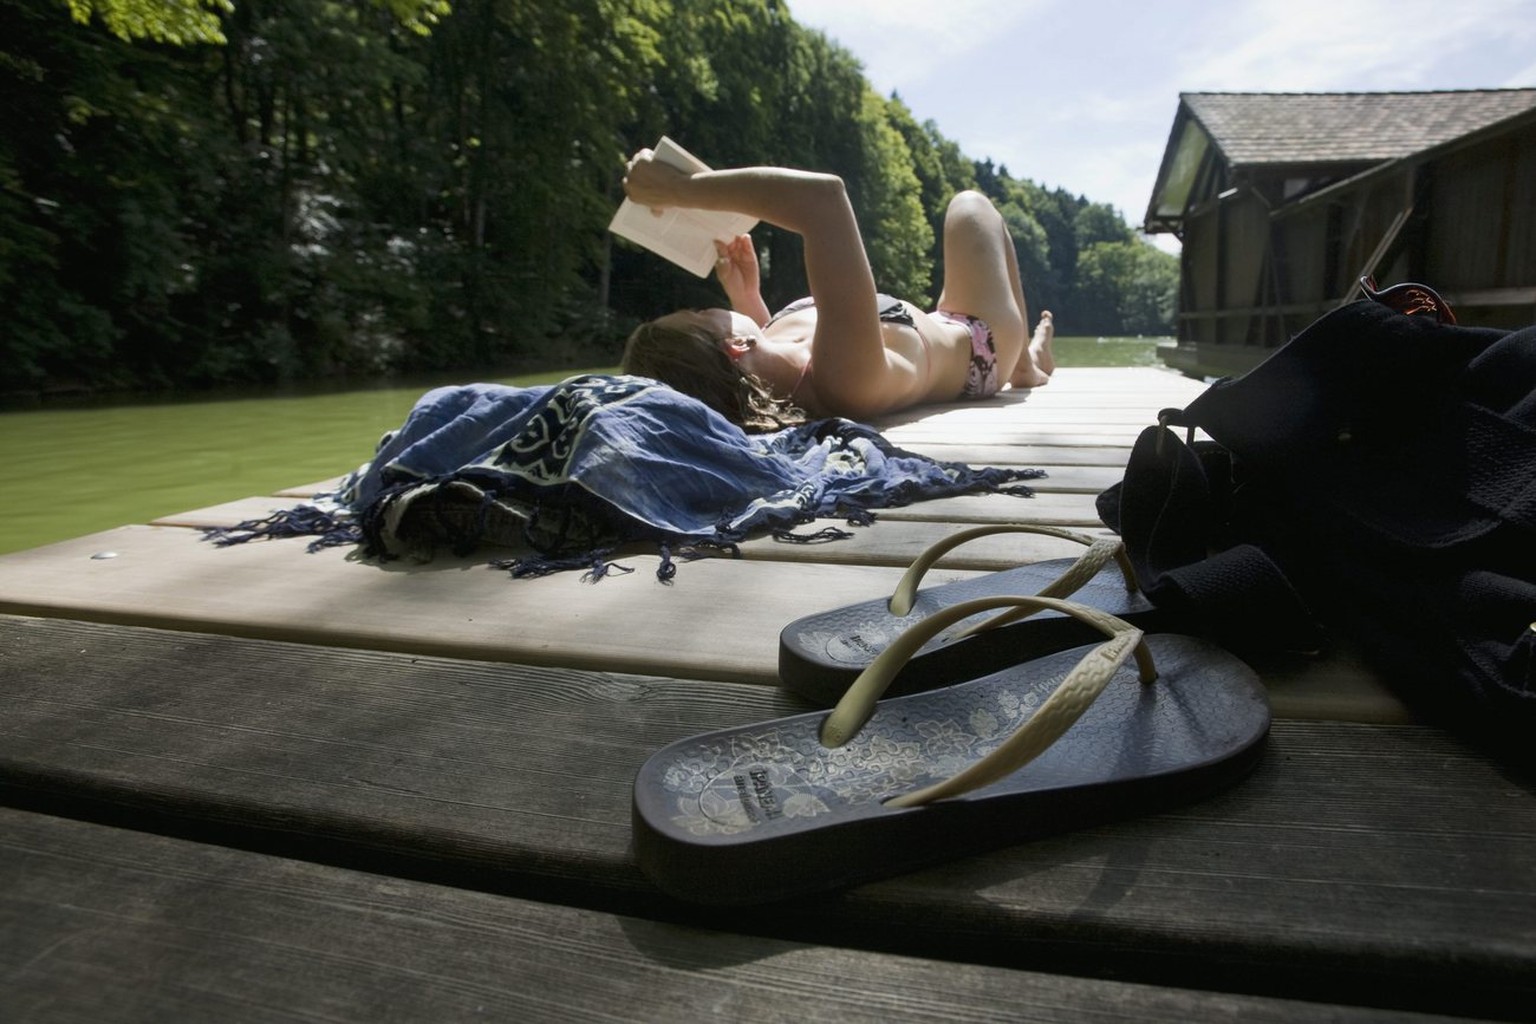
xmin=954 ymin=535 xmax=1138 ymax=642
xmin=886 ymin=625 xmax=1144 ymax=808
xmin=887 ymin=524 xmax=1137 ymax=619
xmin=820 ymin=595 xmax=1156 ymax=749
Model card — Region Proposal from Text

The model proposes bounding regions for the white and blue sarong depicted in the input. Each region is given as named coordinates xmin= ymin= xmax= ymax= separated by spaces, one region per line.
xmin=207 ymin=374 xmax=1043 ymax=581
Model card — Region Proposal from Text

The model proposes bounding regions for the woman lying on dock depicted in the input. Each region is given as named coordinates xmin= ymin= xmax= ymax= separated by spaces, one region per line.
xmin=619 ymin=150 xmax=1056 ymax=431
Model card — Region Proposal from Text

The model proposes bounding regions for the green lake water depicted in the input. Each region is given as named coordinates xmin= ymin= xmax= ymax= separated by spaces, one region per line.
xmin=0 ymin=336 xmax=1171 ymax=556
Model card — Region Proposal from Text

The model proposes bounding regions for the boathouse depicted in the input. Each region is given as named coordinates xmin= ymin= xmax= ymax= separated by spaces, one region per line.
xmin=1144 ymin=88 xmax=1536 ymax=378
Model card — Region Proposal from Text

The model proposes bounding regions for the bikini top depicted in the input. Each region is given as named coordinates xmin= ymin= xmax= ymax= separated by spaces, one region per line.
xmin=769 ymin=293 xmax=926 ymax=404
xmin=765 ymin=293 xmax=915 ymax=329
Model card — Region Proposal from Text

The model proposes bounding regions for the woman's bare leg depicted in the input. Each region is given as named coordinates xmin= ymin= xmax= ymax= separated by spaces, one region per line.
xmin=1003 ymin=218 xmax=1052 ymax=386
xmin=936 ymin=191 xmax=1048 ymax=388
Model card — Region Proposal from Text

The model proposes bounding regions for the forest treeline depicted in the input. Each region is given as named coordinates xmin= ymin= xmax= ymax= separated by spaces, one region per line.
xmin=2 ymin=0 xmax=1178 ymax=395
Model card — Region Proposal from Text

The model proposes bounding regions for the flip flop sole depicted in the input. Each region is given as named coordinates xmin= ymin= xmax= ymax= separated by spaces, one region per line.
xmin=636 ymin=634 xmax=1269 ymax=905
xmin=778 ymin=558 xmax=1171 ymax=705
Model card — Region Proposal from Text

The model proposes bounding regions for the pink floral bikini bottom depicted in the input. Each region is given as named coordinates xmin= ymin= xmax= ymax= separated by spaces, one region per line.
xmin=932 ymin=310 xmax=999 ymax=399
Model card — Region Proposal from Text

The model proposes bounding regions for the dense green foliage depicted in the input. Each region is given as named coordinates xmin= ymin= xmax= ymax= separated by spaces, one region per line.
xmin=3 ymin=0 xmax=1176 ymax=395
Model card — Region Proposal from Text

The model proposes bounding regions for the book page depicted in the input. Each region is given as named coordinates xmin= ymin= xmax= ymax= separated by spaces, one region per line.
xmin=609 ymin=137 xmax=758 ymax=277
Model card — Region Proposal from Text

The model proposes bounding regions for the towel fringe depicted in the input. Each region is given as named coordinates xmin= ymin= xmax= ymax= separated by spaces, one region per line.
xmin=202 ymin=505 xmax=360 ymax=553
xmin=840 ymin=506 xmax=877 ymax=527
xmin=676 ymin=539 xmax=742 ymax=563
xmin=582 ymin=558 xmax=636 ymax=583
xmin=495 ymin=549 xmax=623 ymax=579
xmin=772 ymin=525 xmax=854 ymax=544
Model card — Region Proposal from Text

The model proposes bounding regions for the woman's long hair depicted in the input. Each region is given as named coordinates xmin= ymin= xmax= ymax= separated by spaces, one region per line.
xmin=621 ymin=318 xmax=805 ymax=433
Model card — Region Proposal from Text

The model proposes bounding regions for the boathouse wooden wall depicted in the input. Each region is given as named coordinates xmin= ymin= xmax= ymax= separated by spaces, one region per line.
xmin=1163 ymin=112 xmax=1536 ymax=379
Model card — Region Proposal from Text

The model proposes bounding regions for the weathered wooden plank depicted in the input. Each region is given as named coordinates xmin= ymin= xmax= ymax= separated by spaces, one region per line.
xmin=275 ymin=478 xmax=347 ymax=497
xmin=155 ymin=484 xmax=1116 ymax=539
xmin=900 ymin=442 xmax=1140 ymax=466
xmin=876 ymin=367 xmax=1199 ymax=400
xmin=152 ymin=508 xmax=1116 ymax=570
xmin=164 ymin=466 xmax=1124 ymax=533
xmin=733 ymin=518 xmax=1119 ymax=566
xmin=873 ymin=374 xmax=1202 ymax=446
xmin=0 ymin=809 xmax=1435 ymax=1024
xmin=153 ymin=496 xmax=338 ymax=530
xmin=155 ymin=498 xmax=1115 ymax=566
xmin=884 ymin=404 xmax=1173 ymax=425
xmin=0 ymin=526 xmax=955 ymax=684
xmin=882 ymin=427 xmax=1145 ymax=446
xmin=872 ymin=490 xmax=1103 ymax=524
xmin=872 ymin=372 xmax=1201 ymax=417
xmin=0 ymin=527 xmax=1403 ymax=717
xmin=0 ymin=616 xmax=1525 ymax=1019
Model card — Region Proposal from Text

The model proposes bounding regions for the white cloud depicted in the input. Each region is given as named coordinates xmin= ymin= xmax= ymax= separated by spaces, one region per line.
xmin=783 ymin=0 xmax=1536 ymax=249
xmin=788 ymin=0 xmax=1050 ymax=93
xmin=787 ymin=0 xmax=1187 ymax=229
xmin=1180 ymin=0 xmax=1536 ymax=92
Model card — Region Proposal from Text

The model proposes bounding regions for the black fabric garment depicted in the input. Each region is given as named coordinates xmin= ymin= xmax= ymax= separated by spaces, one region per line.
xmin=1098 ymin=291 xmax=1536 ymax=746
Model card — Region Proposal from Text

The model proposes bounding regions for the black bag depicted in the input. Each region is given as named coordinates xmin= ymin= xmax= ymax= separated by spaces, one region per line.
xmin=1098 ymin=281 xmax=1536 ymax=741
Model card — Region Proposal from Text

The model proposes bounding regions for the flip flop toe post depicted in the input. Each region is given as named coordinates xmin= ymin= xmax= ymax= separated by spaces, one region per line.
xmin=635 ymin=598 xmax=1269 ymax=905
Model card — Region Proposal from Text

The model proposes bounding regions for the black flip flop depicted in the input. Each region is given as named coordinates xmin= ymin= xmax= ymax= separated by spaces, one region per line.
xmin=778 ymin=524 xmax=1170 ymax=704
xmin=635 ymin=596 xmax=1270 ymax=905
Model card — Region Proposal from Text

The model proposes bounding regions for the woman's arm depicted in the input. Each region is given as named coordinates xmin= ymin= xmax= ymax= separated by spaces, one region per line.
xmin=623 ymin=155 xmax=852 ymax=237
xmin=624 ymin=153 xmax=894 ymax=416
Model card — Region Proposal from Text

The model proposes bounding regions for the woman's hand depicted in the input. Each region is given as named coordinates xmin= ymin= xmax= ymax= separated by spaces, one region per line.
xmin=622 ymin=148 xmax=691 ymax=211
xmin=715 ymin=235 xmax=770 ymax=326
xmin=713 ymin=234 xmax=759 ymax=296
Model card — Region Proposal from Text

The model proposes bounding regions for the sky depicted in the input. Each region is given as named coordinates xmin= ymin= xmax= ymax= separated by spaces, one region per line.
xmin=788 ymin=0 xmax=1536 ymax=251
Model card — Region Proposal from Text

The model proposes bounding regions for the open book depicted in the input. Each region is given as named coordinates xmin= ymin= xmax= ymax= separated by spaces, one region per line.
xmin=609 ymin=137 xmax=758 ymax=277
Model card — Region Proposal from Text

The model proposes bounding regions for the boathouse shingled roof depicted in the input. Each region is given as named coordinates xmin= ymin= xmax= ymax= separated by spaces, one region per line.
xmin=1145 ymin=88 xmax=1536 ymax=231
xmin=1182 ymin=88 xmax=1536 ymax=168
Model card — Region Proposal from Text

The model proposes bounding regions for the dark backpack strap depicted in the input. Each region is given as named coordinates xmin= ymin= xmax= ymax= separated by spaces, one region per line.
xmin=1103 ymin=424 xmax=1325 ymax=652
xmin=1150 ymin=544 xmax=1325 ymax=653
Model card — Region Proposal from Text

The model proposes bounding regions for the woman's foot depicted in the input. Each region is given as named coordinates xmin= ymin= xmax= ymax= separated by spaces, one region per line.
xmin=1030 ymin=311 xmax=1056 ymax=376
xmin=1007 ymin=311 xmax=1054 ymax=388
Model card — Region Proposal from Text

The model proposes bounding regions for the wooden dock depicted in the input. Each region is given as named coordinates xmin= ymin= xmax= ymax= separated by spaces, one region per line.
xmin=1 ymin=367 xmax=1531 ymax=1022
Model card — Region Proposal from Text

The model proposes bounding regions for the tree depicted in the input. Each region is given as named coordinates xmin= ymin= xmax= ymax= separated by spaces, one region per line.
xmin=882 ymin=97 xmax=976 ymax=306
xmin=1075 ymin=201 xmax=1132 ymax=248
xmin=991 ymin=179 xmax=1063 ymax=322
xmin=1 ymin=0 xmax=220 ymax=389
xmin=64 ymin=0 xmax=231 ymax=44
xmin=995 ymin=199 xmax=1053 ymax=319
xmin=60 ymin=0 xmax=449 ymax=44
xmin=606 ymin=0 xmax=799 ymax=319
xmin=411 ymin=0 xmax=671 ymax=366
xmin=1075 ymin=238 xmax=1178 ymax=335
xmin=4 ymin=0 xmax=1179 ymax=396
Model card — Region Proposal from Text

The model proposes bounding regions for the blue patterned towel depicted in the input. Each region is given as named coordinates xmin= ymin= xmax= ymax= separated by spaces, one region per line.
xmin=207 ymin=374 xmax=1043 ymax=580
